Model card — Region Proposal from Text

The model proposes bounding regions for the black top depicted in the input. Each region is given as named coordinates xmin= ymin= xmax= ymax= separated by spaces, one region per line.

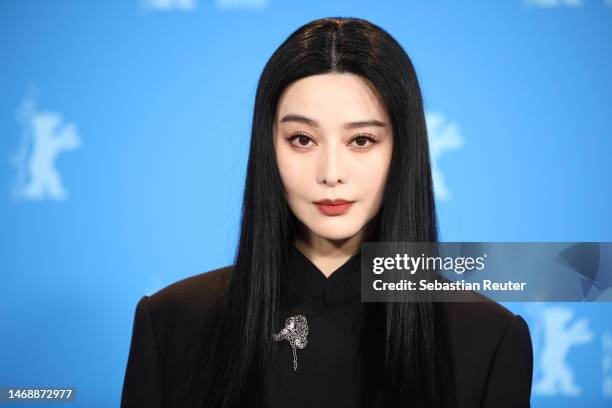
xmin=121 ymin=245 xmax=533 ymax=407
xmin=265 ymin=245 xmax=363 ymax=406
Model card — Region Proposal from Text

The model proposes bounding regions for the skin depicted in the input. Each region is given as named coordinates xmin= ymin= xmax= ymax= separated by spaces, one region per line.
xmin=273 ymin=73 xmax=394 ymax=277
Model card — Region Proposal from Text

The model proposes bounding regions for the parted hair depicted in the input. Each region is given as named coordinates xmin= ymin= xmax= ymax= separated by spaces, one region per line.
xmin=176 ymin=16 xmax=455 ymax=408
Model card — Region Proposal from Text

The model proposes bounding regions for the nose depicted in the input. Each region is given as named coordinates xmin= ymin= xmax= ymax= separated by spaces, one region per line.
xmin=317 ymin=143 xmax=346 ymax=186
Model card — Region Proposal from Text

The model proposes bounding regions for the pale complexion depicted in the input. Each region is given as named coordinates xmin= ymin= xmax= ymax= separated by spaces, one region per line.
xmin=273 ymin=73 xmax=393 ymax=277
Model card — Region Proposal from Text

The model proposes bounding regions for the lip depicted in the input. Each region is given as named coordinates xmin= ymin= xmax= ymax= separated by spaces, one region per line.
xmin=313 ymin=199 xmax=355 ymax=216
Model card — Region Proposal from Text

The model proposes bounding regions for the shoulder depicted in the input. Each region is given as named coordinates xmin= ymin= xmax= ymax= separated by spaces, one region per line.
xmin=122 ymin=266 xmax=234 ymax=406
xmin=443 ymin=295 xmax=533 ymax=407
xmin=134 ymin=265 xmax=233 ymax=363
xmin=443 ymin=296 xmax=532 ymax=374
xmin=444 ymin=292 xmax=522 ymax=342
xmin=146 ymin=264 xmax=233 ymax=322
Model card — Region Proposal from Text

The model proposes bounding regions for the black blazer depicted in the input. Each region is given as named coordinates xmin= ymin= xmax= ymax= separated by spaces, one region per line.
xmin=121 ymin=266 xmax=533 ymax=407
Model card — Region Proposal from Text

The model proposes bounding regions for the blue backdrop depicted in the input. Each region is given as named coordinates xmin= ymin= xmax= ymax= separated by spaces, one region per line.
xmin=1 ymin=1 xmax=611 ymax=406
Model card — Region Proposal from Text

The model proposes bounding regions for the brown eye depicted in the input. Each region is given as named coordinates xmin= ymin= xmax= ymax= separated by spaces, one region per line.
xmin=297 ymin=135 xmax=311 ymax=146
xmin=288 ymin=133 xmax=315 ymax=148
xmin=350 ymin=135 xmax=377 ymax=148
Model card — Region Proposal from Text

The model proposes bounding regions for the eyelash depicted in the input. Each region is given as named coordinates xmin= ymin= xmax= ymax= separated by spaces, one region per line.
xmin=286 ymin=131 xmax=379 ymax=149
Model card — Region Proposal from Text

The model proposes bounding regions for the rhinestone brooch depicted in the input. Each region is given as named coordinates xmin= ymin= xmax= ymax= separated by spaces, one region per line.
xmin=273 ymin=314 xmax=309 ymax=371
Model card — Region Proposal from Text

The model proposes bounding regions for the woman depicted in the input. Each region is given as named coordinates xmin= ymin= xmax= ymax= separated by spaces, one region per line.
xmin=121 ymin=17 xmax=533 ymax=408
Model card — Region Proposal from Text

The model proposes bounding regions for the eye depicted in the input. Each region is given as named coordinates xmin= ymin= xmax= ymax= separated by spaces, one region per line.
xmin=287 ymin=132 xmax=316 ymax=149
xmin=349 ymin=134 xmax=377 ymax=148
xmin=286 ymin=132 xmax=378 ymax=150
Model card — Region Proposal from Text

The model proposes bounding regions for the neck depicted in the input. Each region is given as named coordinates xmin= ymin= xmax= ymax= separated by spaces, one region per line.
xmin=293 ymin=225 xmax=367 ymax=278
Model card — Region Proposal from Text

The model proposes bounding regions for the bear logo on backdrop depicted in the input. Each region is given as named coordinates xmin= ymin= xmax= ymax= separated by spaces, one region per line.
xmin=10 ymin=89 xmax=81 ymax=202
xmin=531 ymin=306 xmax=594 ymax=396
xmin=425 ymin=111 xmax=464 ymax=202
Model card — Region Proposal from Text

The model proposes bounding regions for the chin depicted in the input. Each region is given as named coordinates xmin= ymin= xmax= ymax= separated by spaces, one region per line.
xmin=308 ymin=222 xmax=365 ymax=242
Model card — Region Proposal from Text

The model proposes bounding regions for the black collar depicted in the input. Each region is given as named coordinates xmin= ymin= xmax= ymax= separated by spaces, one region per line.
xmin=285 ymin=244 xmax=362 ymax=309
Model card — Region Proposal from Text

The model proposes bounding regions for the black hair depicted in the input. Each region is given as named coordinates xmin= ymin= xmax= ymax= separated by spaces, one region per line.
xmin=175 ymin=16 xmax=455 ymax=408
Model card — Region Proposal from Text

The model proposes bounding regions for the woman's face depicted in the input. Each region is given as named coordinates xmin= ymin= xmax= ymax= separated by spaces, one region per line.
xmin=273 ymin=73 xmax=393 ymax=243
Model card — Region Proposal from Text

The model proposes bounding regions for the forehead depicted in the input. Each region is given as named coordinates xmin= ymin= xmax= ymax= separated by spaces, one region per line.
xmin=275 ymin=73 xmax=389 ymax=125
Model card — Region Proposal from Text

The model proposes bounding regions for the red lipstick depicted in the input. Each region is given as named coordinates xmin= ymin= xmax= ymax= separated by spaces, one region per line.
xmin=313 ymin=199 xmax=355 ymax=216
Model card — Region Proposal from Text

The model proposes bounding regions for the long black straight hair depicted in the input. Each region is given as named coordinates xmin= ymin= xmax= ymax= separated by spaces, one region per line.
xmin=177 ymin=17 xmax=455 ymax=408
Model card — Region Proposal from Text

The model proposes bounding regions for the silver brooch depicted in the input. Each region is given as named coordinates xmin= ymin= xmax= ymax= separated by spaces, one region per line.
xmin=273 ymin=314 xmax=309 ymax=371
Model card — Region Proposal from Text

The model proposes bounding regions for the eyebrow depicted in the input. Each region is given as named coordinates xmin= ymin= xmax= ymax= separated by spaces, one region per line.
xmin=279 ymin=114 xmax=387 ymax=130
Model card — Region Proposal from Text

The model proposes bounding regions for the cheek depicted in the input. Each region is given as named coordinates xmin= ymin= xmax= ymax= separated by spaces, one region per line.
xmin=276 ymin=149 xmax=311 ymax=199
xmin=355 ymin=153 xmax=391 ymax=198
